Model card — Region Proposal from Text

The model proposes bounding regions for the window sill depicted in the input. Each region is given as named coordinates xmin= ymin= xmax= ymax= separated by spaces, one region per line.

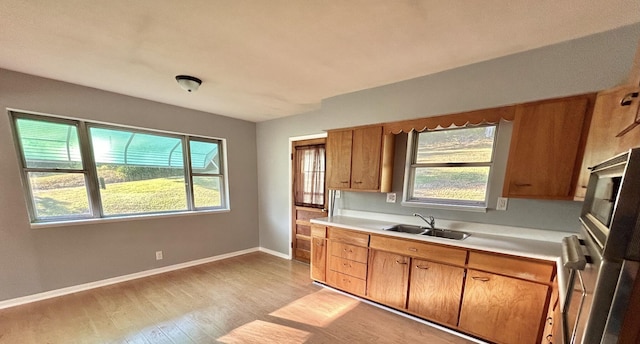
xmin=401 ymin=201 xmax=487 ymax=213
xmin=30 ymin=208 xmax=231 ymax=229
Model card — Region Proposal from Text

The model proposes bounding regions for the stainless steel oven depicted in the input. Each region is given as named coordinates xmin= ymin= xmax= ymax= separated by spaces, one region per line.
xmin=562 ymin=148 xmax=640 ymax=344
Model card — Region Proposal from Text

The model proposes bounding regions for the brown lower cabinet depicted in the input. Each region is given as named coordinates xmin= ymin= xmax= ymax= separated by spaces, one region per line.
xmin=458 ymin=269 xmax=550 ymax=344
xmin=310 ymin=237 xmax=327 ymax=282
xmin=366 ymin=249 xmax=410 ymax=309
xmin=313 ymin=227 xmax=556 ymax=344
xmin=325 ymin=227 xmax=370 ymax=297
xmin=407 ymin=258 xmax=465 ymax=327
xmin=310 ymin=224 xmax=328 ymax=282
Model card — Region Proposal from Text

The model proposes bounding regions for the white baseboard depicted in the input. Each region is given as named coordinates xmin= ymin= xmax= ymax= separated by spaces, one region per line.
xmin=0 ymin=247 xmax=288 ymax=310
xmin=258 ymin=246 xmax=291 ymax=259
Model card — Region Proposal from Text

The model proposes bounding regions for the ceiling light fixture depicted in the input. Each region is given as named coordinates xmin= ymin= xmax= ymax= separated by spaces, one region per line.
xmin=175 ymin=75 xmax=202 ymax=92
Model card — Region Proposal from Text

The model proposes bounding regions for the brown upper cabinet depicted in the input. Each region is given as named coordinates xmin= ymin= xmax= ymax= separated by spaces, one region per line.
xmin=575 ymin=86 xmax=640 ymax=199
xmin=575 ymin=41 xmax=640 ymax=200
xmin=613 ymin=86 xmax=640 ymax=138
xmin=326 ymin=125 xmax=394 ymax=192
xmin=503 ymin=93 xmax=595 ymax=200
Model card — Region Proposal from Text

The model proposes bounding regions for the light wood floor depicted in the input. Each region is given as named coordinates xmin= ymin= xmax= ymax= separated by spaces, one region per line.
xmin=0 ymin=252 xmax=474 ymax=344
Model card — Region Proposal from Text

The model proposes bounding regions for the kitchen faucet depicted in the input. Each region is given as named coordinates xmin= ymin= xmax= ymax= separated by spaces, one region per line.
xmin=413 ymin=213 xmax=436 ymax=229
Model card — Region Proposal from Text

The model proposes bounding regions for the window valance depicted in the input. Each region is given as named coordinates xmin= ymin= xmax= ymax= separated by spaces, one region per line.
xmin=383 ymin=106 xmax=515 ymax=134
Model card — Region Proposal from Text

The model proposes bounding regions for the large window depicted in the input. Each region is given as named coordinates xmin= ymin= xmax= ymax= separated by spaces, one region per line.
xmin=11 ymin=112 xmax=228 ymax=224
xmin=403 ymin=125 xmax=497 ymax=209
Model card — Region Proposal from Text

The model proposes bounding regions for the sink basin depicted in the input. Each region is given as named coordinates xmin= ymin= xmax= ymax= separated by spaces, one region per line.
xmin=383 ymin=225 xmax=469 ymax=240
xmin=383 ymin=224 xmax=430 ymax=234
xmin=422 ymin=228 xmax=470 ymax=240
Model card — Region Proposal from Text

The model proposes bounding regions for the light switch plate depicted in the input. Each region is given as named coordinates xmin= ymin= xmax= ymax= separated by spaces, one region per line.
xmin=386 ymin=193 xmax=397 ymax=203
xmin=156 ymin=251 xmax=163 ymax=260
xmin=497 ymin=197 xmax=508 ymax=211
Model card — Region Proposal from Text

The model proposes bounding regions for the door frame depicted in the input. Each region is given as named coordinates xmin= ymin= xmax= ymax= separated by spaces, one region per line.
xmin=288 ymin=133 xmax=327 ymax=260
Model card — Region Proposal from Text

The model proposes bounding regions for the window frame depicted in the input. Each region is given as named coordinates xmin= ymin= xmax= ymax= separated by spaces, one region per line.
xmin=292 ymin=143 xmax=326 ymax=209
xmin=187 ymin=136 xmax=227 ymax=210
xmin=402 ymin=125 xmax=498 ymax=211
xmin=10 ymin=110 xmax=230 ymax=225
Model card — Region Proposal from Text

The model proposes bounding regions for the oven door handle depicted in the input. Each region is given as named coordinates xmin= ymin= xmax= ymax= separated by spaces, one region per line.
xmin=562 ymin=235 xmax=587 ymax=270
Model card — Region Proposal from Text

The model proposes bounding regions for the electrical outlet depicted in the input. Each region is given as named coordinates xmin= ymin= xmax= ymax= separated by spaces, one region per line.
xmin=497 ymin=197 xmax=508 ymax=211
xmin=386 ymin=193 xmax=396 ymax=203
xmin=335 ymin=190 xmax=341 ymax=198
xmin=155 ymin=251 xmax=163 ymax=260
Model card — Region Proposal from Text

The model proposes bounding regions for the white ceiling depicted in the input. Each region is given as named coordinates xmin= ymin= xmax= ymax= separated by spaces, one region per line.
xmin=1 ymin=1 xmax=639 ymax=122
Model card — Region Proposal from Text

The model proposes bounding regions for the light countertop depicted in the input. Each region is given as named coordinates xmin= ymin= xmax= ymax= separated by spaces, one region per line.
xmin=310 ymin=213 xmax=571 ymax=262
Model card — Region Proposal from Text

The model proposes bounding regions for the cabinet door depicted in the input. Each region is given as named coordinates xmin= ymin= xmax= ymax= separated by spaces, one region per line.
xmin=459 ymin=270 xmax=549 ymax=344
xmin=503 ymin=95 xmax=592 ymax=199
xmin=407 ymin=259 xmax=464 ymax=327
xmin=366 ymin=250 xmax=410 ymax=309
xmin=575 ymin=87 xmax=640 ymax=199
xmin=613 ymin=86 xmax=640 ymax=138
xmin=326 ymin=130 xmax=353 ymax=189
xmin=350 ymin=126 xmax=382 ymax=190
xmin=310 ymin=237 xmax=326 ymax=282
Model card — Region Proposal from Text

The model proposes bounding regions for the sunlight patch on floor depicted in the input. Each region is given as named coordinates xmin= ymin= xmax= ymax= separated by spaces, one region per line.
xmin=217 ymin=320 xmax=310 ymax=344
xmin=269 ymin=289 xmax=360 ymax=327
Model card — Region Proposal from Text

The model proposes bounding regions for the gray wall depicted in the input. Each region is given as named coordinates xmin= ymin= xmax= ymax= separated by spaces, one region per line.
xmin=0 ymin=69 xmax=259 ymax=301
xmin=336 ymin=131 xmax=588 ymax=230
xmin=257 ymin=23 xmax=640 ymax=255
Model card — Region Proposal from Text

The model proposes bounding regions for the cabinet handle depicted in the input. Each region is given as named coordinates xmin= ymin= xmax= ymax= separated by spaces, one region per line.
xmin=343 ymin=263 xmax=351 ymax=268
xmin=342 ymin=278 xmax=350 ymax=283
xmin=395 ymin=260 xmax=408 ymax=265
xmin=514 ymin=183 xmax=532 ymax=187
xmin=343 ymin=248 xmax=353 ymax=253
xmin=471 ymin=276 xmax=490 ymax=282
xmin=617 ymin=123 xmax=640 ymax=137
xmin=416 ymin=265 xmax=429 ymax=270
xmin=340 ymin=181 xmax=349 ymax=184
xmin=547 ymin=316 xmax=553 ymax=325
xmin=353 ymin=181 xmax=362 ymax=184
xmin=620 ymin=92 xmax=639 ymax=106
xmin=546 ymin=334 xmax=553 ymax=342
xmin=407 ymin=247 xmax=418 ymax=252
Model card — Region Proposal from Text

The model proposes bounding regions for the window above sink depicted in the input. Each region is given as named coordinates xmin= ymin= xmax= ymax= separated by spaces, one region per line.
xmin=402 ymin=125 xmax=498 ymax=211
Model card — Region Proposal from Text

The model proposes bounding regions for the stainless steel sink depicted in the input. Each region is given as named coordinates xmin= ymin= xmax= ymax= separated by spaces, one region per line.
xmin=422 ymin=228 xmax=470 ymax=240
xmin=382 ymin=224 xmax=430 ymax=234
xmin=383 ymin=224 xmax=470 ymax=240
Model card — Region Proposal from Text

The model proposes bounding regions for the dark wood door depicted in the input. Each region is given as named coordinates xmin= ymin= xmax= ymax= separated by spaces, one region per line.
xmin=292 ymin=138 xmax=326 ymax=263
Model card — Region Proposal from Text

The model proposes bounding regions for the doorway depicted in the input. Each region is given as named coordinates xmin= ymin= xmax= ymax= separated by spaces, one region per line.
xmin=291 ymin=136 xmax=327 ymax=263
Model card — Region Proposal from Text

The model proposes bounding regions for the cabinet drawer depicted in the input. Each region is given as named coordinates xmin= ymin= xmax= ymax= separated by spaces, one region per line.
xmin=329 ymin=256 xmax=367 ymax=279
xmin=327 ymin=227 xmax=369 ymax=246
xmin=327 ymin=270 xmax=366 ymax=296
xmin=369 ymin=235 xmax=467 ymax=266
xmin=468 ymin=251 xmax=554 ymax=283
xmin=329 ymin=241 xmax=369 ymax=263
xmin=311 ymin=224 xmax=327 ymax=238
